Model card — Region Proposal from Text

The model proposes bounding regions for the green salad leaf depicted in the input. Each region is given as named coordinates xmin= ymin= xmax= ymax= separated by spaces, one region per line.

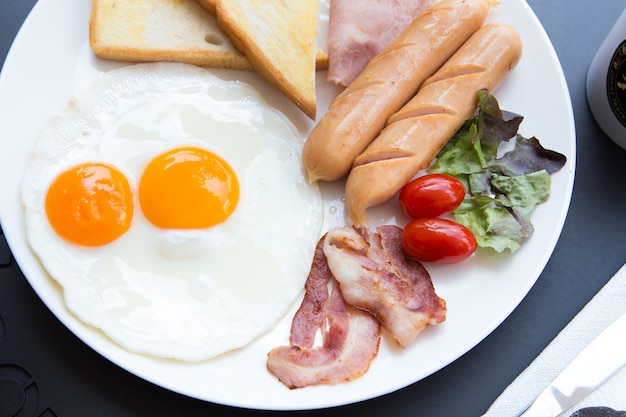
xmin=428 ymin=90 xmax=567 ymax=253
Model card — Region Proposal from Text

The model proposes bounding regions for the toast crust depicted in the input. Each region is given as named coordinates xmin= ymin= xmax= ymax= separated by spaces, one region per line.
xmin=203 ymin=0 xmax=319 ymax=119
xmin=89 ymin=0 xmax=327 ymax=75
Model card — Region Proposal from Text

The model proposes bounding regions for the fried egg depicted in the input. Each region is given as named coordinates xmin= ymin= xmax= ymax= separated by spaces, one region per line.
xmin=21 ymin=62 xmax=323 ymax=361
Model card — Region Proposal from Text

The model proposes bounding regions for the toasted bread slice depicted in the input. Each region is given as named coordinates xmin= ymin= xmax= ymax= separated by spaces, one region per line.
xmin=200 ymin=0 xmax=319 ymax=119
xmin=89 ymin=0 xmax=252 ymax=69
xmin=89 ymin=0 xmax=328 ymax=75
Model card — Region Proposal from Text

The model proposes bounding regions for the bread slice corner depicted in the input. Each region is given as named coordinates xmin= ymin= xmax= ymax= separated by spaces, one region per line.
xmin=89 ymin=0 xmax=255 ymax=69
xmin=209 ymin=0 xmax=319 ymax=119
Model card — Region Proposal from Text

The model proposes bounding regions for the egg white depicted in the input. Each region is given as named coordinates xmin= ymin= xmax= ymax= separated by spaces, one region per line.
xmin=21 ymin=62 xmax=323 ymax=361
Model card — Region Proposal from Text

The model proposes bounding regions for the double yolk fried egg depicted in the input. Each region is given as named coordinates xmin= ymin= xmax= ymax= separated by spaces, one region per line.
xmin=21 ymin=63 xmax=323 ymax=361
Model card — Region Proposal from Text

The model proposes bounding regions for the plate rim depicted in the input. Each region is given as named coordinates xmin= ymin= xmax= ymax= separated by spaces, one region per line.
xmin=0 ymin=0 xmax=576 ymax=410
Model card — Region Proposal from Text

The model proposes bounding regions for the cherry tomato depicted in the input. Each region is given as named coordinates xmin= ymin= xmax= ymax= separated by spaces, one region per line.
xmin=402 ymin=218 xmax=477 ymax=264
xmin=399 ymin=174 xmax=465 ymax=219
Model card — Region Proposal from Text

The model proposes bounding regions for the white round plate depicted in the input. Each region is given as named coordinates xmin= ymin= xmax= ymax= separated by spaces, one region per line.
xmin=0 ymin=0 xmax=575 ymax=411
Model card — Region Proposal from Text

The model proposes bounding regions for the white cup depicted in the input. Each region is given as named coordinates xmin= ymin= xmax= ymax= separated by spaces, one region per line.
xmin=586 ymin=8 xmax=626 ymax=150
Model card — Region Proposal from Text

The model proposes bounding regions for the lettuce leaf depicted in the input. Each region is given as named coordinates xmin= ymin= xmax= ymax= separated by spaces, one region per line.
xmin=428 ymin=90 xmax=566 ymax=253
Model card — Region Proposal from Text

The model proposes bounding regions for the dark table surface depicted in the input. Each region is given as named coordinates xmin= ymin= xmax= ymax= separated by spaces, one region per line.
xmin=2 ymin=1 xmax=626 ymax=416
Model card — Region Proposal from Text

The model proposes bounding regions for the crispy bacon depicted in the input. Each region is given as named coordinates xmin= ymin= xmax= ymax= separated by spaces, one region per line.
xmin=288 ymin=235 xmax=333 ymax=347
xmin=323 ymin=225 xmax=446 ymax=348
xmin=267 ymin=226 xmax=446 ymax=389
xmin=327 ymin=0 xmax=441 ymax=86
xmin=266 ymin=237 xmax=381 ymax=389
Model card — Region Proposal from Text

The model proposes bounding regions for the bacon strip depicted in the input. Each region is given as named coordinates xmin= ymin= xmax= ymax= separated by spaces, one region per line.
xmin=323 ymin=225 xmax=446 ymax=348
xmin=288 ymin=235 xmax=333 ymax=348
xmin=266 ymin=237 xmax=381 ymax=389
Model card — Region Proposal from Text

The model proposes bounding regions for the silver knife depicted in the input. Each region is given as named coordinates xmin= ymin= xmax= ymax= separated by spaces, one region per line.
xmin=517 ymin=311 xmax=626 ymax=417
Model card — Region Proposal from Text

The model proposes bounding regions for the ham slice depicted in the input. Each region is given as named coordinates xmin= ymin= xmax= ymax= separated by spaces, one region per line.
xmin=266 ymin=237 xmax=381 ymax=389
xmin=323 ymin=225 xmax=446 ymax=347
xmin=327 ymin=0 xmax=441 ymax=86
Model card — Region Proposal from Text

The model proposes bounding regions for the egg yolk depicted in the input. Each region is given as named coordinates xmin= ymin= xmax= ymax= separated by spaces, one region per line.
xmin=45 ymin=162 xmax=134 ymax=246
xmin=138 ymin=146 xmax=239 ymax=229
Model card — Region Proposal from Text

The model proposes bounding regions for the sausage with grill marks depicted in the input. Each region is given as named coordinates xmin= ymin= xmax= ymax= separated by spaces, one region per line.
xmin=345 ymin=23 xmax=523 ymax=226
xmin=302 ymin=0 xmax=492 ymax=182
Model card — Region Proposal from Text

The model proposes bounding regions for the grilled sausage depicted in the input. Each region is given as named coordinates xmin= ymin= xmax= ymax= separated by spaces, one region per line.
xmin=302 ymin=0 xmax=492 ymax=182
xmin=345 ymin=23 xmax=523 ymax=226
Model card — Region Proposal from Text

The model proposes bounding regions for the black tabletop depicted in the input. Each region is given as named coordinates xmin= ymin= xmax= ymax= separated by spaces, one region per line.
xmin=2 ymin=1 xmax=626 ymax=416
